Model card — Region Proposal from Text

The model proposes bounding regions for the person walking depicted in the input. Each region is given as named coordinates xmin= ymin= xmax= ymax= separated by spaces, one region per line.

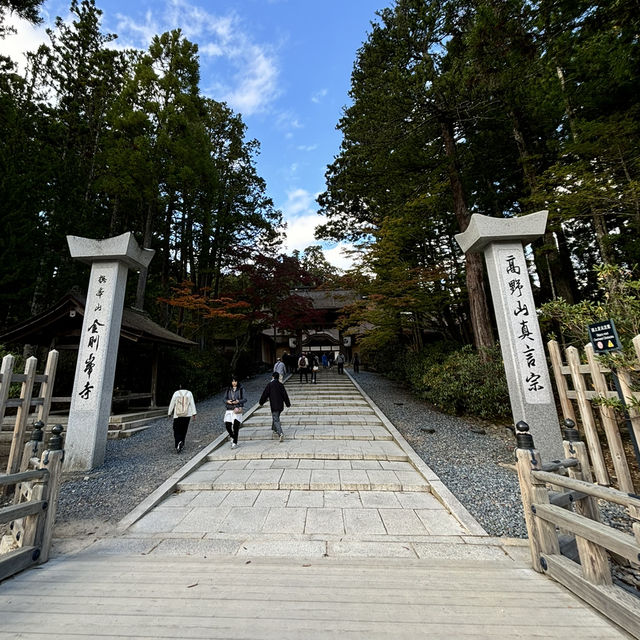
xmin=321 ymin=353 xmax=328 ymax=368
xmin=273 ymin=357 xmax=286 ymax=380
xmin=223 ymin=377 xmax=246 ymax=449
xmin=298 ymin=353 xmax=309 ymax=383
xmin=353 ymin=353 xmax=360 ymax=374
xmin=311 ymin=354 xmax=319 ymax=383
xmin=168 ymin=386 xmax=197 ymax=453
xmin=336 ymin=352 xmax=345 ymax=374
xmin=259 ymin=371 xmax=291 ymax=442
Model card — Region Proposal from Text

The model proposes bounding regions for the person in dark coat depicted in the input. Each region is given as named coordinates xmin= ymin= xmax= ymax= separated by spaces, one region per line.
xmin=258 ymin=371 xmax=291 ymax=442
xmin=223 ymin=377 xmax=246 ymax=449
xmin=353 ymin=353 xmax=360 ymax=374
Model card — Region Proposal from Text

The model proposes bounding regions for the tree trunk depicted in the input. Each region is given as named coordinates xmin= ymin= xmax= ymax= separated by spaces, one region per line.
xmin=135 ymin=201 xmax=154 ymax=309
xmin=439 ymin=118 xmax=495 ymax=350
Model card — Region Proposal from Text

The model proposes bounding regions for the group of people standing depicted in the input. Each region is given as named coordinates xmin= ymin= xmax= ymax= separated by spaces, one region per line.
xmin=168 ymin=350 xmax=361 ymax=453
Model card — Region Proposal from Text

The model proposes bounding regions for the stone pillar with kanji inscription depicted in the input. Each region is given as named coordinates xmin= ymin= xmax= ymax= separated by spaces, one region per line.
xmin=455 ymin=211 xmax=563 ymax=463
xmin=64 ymin=233 xmax=155 ymax=471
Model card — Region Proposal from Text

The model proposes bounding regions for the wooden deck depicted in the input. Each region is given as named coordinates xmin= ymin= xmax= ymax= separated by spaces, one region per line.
xmin=0 ymin=369 xmax=631 ymax=638
xmin=0 ymin=555 xmax=628 ymax=639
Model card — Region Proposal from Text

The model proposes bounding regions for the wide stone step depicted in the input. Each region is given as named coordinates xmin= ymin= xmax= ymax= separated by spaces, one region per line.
xmin=245 ymin=415 xmax=383 ymax=426
xmin=237 ymin=426 xmax=392 ymax=441
xmin=208 ymin=439 xmax=408 ymax=461
xmin=275 ymin=407 xmax=375 ymax=415
xmin=178 ymin=462 xmax=429 ymax=492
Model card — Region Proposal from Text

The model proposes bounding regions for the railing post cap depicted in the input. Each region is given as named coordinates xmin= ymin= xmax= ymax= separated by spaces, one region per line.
xmin=562 ymin=418 xmax=581 ymax=442
xmin=515 ymin=421 xmax=535 ymax=449
xmin=48 ymin=424 xmax=64 ymax=451
xmin=30 ymin=420 xmax=45 ymax=442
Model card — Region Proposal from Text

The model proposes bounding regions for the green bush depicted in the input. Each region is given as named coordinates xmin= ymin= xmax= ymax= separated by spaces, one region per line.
xmin=409 ymin=344 xmax=511 ymax=421
xmin=156 ymin=346 xmax=231 ymax=404
xmin=360 ymin=337 xmax=406 ymax=379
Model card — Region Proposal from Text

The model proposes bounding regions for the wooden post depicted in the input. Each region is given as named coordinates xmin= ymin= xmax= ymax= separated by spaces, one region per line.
xmin=616 ymin=369 xmax=640 ymax=449
xmin=0 ymin=354 xmax=15 ymax=426
xmin=36 ymin=349 xmax=58 ymax=424
xmin=6 ymin=356 xmax=38 ymax=476
xmin=514 ymin=421 xmax=560 ymax=572
xmin=548 ymin=340 xmax=577 ymax=423
xmin=37 ymin=425 xmax=64 ymax=563
xmin=585 ymin=344 xmax=635 ymax=493
xmin=633 ymin=335 xmax=640 ymax=362
xmin=562 ymin=421 xmax=612 ymax=585
xmin=566 ymin=346 xmax=609 ymax=485
xmin=14 ymin=421 xmax=46 ymax=512
xmin=19 ymin=421 xmax=45 ymax=472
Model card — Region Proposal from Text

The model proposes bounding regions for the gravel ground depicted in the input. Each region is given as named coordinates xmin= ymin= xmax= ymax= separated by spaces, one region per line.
xmin=55 ymin=369 xmax=529 ymax=538
xmin=352 ymin=371 xmax=527 ymax=538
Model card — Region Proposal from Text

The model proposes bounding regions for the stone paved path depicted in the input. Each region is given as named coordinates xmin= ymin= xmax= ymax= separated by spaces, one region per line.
xmin=111 ymin=368 xmax=500 ymax=559
xmin=0 ymin=369 xmax=628 ymax=638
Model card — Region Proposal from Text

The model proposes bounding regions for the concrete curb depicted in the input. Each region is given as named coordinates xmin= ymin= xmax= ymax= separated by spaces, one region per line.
xmin=346 ymin=370 xmax=488 ymax=537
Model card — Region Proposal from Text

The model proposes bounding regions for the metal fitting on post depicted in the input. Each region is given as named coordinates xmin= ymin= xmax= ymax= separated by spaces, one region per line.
xmin=562 ymin=418 xmax=580 ymax=442
xmin=48 ymin=424 xmax=64 ymax=451
xmin=515 ymin=421 xmax=534 ymax=449
xmin=30 ymin=420 xmax=45 ymax=443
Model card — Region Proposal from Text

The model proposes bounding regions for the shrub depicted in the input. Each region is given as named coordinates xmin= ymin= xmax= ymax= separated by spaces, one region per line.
xmin=156 ymin=346 xmax=230 ymax=404
xmin=411 ymin=344 xmax=511 ymax=421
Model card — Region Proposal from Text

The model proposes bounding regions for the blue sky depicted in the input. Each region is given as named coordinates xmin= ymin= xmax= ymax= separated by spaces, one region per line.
xmin=1 ymin=0 xmax=387 ymax=268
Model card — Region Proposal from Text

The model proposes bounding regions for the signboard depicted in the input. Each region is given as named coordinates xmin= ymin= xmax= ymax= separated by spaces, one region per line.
xmin=496 ymin=249 xmax=552 ymax=405
xmin=588 ymin=319 xmax=621 ymax=353
xmin=343 ymin=336 xmax=352 ymax=347
xmin=288 ymin=337 xmax=297 ymax=348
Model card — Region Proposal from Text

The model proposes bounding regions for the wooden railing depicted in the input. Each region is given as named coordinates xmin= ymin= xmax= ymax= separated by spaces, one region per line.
xmin=515 ymin=420 xmax=640 ymax=637
xmin=548 ymin=337 xmax=640 ymax=492
xmin=0 ymin=351 xmax=59 ymax=474
xmin=0 ymin=423 xmax=64 ymax=582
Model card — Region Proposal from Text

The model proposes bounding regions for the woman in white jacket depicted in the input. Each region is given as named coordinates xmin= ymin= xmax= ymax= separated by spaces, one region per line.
xmin=168 ymin=387 xmax=197 ymax=453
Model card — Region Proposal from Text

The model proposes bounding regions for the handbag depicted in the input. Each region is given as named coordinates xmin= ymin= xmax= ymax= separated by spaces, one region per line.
xmin=233 ymin=406 xmax=244 ymax=414
xmin=313 ymin=366 xmax=319 ymax=371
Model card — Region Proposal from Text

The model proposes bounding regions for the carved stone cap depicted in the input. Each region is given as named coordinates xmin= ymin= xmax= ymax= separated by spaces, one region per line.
xmin=455 ymin=210 xmax=548 ymax=254
xmin=67 ymin=232 xmax=155 ymax=270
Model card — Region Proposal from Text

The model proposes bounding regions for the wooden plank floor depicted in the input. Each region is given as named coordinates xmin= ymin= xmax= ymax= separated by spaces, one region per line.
xmin=0 ymin=371 xmax=630 ymax=638
xmin=0 ymin=555 xmax=629 ymax=639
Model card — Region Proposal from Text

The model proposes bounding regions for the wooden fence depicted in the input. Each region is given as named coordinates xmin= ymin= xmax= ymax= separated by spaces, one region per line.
xmin=0 ymin=423 xmax=64 ymax=582
xmin=515 ymin=421 xmax=640 ymax=637
xmin=548 ymin=337 xmax=640 ymax=493
xmin=0 ymin=351 xmax=58 ymax=474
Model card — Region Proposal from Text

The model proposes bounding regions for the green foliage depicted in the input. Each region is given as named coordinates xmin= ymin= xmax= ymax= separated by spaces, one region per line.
xmin=540 ymin=264 xmax=640 ymax=350
xmin=407 ymin=344 xmax=511 ymax=421
xmin=360 ymin=336 xmax=406 ymax=379
xmin=156 ymin=346 xmax=230 ymax=404
xmin=0 ymin=344 xmax=23 ymax=398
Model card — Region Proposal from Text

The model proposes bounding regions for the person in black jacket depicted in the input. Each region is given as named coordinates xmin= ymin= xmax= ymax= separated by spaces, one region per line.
xmin=258 ymin=371 xmax=291 ymax=442
xmin=224 ymin=377 xmax=246 ymax=449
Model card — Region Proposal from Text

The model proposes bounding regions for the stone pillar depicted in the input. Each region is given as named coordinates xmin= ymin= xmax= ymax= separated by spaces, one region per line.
xmin=64 ymin=233 xmax=154 ymax=471
xmin=455 ymin=211 xmax=563 ymax=463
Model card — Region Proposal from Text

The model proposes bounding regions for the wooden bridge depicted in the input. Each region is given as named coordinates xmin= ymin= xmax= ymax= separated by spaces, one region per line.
xmin=0 ymin=368 xmax=637 ymax=638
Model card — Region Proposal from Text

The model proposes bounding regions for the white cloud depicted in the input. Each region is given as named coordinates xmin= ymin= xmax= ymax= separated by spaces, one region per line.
xmin=0 ymin=12 xmax=50 ymax=74
xmin=0 ymin=2 xmax=280 ymax=116
xmin=311 ymin=88 xmax=328 ymax=103
xmin=281 ymin=189 xmax=354 ymax=270
xmin=323 ymin=243 xmax=356 ymax=271
xmin=282 ymin=188 xmax=315 ymax=218
xmin=297 ymin=144 xmax=318 ymax=152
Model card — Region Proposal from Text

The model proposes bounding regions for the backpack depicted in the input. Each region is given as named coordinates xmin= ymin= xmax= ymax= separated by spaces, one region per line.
xmin=298 ymin=356 xmax=307 ymax=368
xmin=175 ymin=393 xmax=189 ymax=417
